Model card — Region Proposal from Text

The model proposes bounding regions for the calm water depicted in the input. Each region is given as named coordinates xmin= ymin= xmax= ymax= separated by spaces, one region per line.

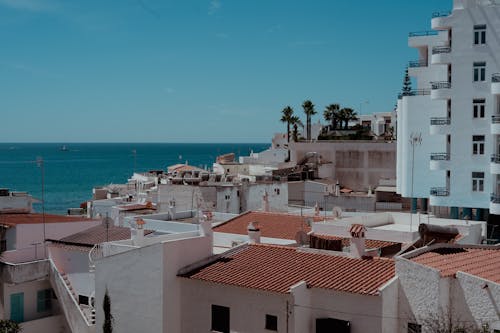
xmin=0 ymin=143 xmax=269 ymax=214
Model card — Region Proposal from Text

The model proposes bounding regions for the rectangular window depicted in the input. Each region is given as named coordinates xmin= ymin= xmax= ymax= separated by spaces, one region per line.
xmin=473 ymin=99 xmax=486 ymax=118
xmin=212 ymin=305 xmax=230 ymax=333
xmin=473 ymin=135 xmax=485 ymax=155
xmin=472 ymin=172 xmax=485 ymax=192
xmin=265 ymin=314 xmax=278 ymax=331
xmin=408 ymin=323 xmax=422 ymax=333
xmin=37 ymin=289 xmax=52 ymax=313
xmin=474 ymin=24 xmax=486 ymax=45
xmin=474 ymin=62 xmax=486 ymax=81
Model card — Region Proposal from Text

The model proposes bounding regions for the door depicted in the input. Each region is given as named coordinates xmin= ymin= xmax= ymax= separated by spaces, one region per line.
xmin=10 ymin=292 xmax=24 ymax=323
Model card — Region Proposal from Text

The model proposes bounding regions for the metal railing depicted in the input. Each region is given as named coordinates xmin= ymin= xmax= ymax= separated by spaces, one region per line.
xmin=431 ymin=81 xmax=451 ymax=89
xmin=408 ymin=59 xmax=428 ymax=68
xmin=409 ymin=30 xmax=439 ymax=37
xmin=492 ymin=115 xmax=500 ymax=123
xmin=432 ymin=46 xmax=451 ymax=54
xmin=430 ymin=187 xmax=450 ymax=196
xmin=430 ymin=153 xmax=450 ymax=161
xmin=491 ymin=154 xmax=500 ymax=163
xmin=491 ymin=193 xmax=500 ymax=204
xmin=398 ymin=89 xmax=431 ymax=99
xmin=432 ymin=11 xmax=450 ymax=18
xmin=492 ymin=73 xmax=500 ymax=83
xmin=430 ymin=117 xmax=450 ymax=125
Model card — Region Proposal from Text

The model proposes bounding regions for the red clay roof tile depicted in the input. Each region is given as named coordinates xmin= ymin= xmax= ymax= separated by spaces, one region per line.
xmin=183 ymin=244 xmax=395 ymax=295
xmin=0 ymin=213 xmax=96 ymax=227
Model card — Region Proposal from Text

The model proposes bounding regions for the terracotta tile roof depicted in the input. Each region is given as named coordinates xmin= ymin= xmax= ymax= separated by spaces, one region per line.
xmin=182 ymin=244 xmax=395 ymax=295
xmin=0 ymin=213 xmax=96 ymax=227
xmin=213 ymin=211 xmax=322 ymax=240
xmin=410 ymin=247 xmax=500 ymax=283
xmin=311 ymin=233 xmax=399 ymax=250
xmin=51 ymin=225 xmax=154 ymax=247
xmin=116 ymin=203 xmax=156 ymax=211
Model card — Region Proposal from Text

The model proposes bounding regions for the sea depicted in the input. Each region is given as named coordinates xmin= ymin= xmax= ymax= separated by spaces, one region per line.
xmin=0 ymin=143 xmax=269 ymax=214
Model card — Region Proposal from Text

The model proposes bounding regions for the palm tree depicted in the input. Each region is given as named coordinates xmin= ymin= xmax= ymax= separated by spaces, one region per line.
xmin=339 ymin=107 xmax=357 ymax=129
xmin=280 ymin=106 xmax=294 ymax=143
xmin=302 ymin=100 xmax=316 ymax=141
xmin=324 ymin=104 xmax=340 ymax=130
xmin=290 ymin=116 xmax=302 ymax=142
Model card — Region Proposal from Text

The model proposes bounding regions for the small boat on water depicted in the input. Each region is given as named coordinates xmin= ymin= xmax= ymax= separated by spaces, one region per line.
xmin=60 ymin=145 xmax=68 ymax=151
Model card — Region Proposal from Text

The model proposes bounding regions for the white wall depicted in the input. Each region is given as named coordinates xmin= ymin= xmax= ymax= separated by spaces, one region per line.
xmin=3 ymin=279 xmax=54 ymax=323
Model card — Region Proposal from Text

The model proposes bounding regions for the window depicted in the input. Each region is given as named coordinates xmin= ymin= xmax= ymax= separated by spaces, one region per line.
xmin=37 ymin=289 xmax=52 ymax=313
xmin=265 ymin=314 xmax=278 ymax=331
xmin=408 ymin=323 xmax=422 ymax=333
xmin=274 ymin=188 xmax=280 ymax=195
xmin=472 ymin=172 xmax=485 ymax=192
xmin=474 ymin=62 xmax=486 ymax=81
xmin=224 ymin=195 xmax=230 ymax=200
xmin=473 ymin=135 xmax=485 ymax=155
xmin=211 ymin=305 xmax=230 ymax=333
xmin=473 ymin=99 xmax=486 ymax=118
xmin=316 ymin=318 xmax=350 ymax=333
xmin=474 ymin=24 xmax=486 ymax=45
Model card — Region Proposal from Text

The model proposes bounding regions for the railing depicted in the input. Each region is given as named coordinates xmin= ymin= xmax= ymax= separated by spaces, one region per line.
xmin=491 ymin=154 xmax=500 ymax=163
xmin=430 ymin=117 xmax=450 ymax=125
xmin=432 ymin=11 xmax=450 ymax=18
xmin=492 ymin=73 xmax=500 ymax=83
xmin=398 ymin=89 xmax=431 ymax=99
xmin=430 ymin=153 xmax=450 ymax=161
xmin=491 ymin=193 xmax=500 ymax=204
xmin=430 ymin=187 xmax=450 ymax=196
xmin=409 ymin=30 xmax=439 ymax=37
xmin=432 ymin=46 xmax=451 ymax=54
xmin=408 ymin=59 xmax=428 ymax=68
xmin=492 ymin=115 xmax=500 ymax=123
xmin=431 ymin=81 xmax=451 ymax=89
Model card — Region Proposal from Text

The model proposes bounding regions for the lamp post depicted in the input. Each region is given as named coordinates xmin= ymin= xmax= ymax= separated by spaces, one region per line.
xmin=409 ymin=133 xmax=422 ymax=233
xmin=36 ymin=157 xmax=46 ymax=257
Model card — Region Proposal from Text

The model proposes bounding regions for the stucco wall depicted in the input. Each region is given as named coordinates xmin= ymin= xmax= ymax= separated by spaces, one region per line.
xmin=3 ymin=279 xmax=54 ymax=323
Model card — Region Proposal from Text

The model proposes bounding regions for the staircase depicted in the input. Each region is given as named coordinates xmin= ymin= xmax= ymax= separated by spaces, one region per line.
xmin=60 ymin=272 xmax=96 ymax=325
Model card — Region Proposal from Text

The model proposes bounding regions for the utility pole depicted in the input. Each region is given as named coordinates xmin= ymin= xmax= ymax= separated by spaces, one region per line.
xmin=36 ymin=157 xmax=46 ymax=257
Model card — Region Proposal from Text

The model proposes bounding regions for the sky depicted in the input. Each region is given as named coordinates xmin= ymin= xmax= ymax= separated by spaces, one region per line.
xmin=0 ymin=0 xmax=452 ymax=143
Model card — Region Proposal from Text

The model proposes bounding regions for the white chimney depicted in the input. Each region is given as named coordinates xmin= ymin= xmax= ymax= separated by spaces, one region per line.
xmin=199 ymin=213 xmax=213 ymax=252
xmin=349 ymin=224 xmax=366 ymax=258
xmin=134 ymin=218 xmax=146 ymax=247
xmin=247 ymin=222 xmax=261 ymax=244
xmin=262 ymin=191 xmax=269 ymax=212
xmin=168 ymin=198 xmax=176 ymax=220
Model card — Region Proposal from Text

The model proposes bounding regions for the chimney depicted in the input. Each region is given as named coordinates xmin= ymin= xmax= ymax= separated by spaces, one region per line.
xmin=199 ymin=212 xmax=213 ymax=251
xmin=262 ymin=191 xmax=270 ymax=212
xmin=349 ymin=224 xmax=366 ymax=258
xmin=247 ymin=222 xmax=261 ymax=244
xmin=134 ymin=218 xmax=146 ymax=247
xmin=168 ymin=198 xmax=176 ymax=220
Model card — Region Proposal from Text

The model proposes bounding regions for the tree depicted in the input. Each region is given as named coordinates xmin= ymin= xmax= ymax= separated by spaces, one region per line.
xmin=302 ymin=100 xmax=316 ymax=141
xmin=0 ymin=320 xmax=21 ymax=333
xmin=339 ymin=107 xmax=357 ymax=129
xmin=290 ymin=116 xmax=302 ymax=142
xmin=103 ymin=290 xmax=113 ymax=333
xmin=324 ymin=104 xmax=340 ymax=130
xmin=402 ymin=67 xmax=412 ymax=96
xmin=280 ymin=106 xmax=294 ymax=143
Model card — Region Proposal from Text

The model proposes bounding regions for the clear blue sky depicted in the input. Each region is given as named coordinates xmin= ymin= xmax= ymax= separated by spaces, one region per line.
xmin=0 ymin=0 xmax=451 ymax=143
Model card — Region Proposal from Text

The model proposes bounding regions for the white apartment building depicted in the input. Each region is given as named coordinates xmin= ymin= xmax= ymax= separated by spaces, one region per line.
xmin=397 ymin=0 xmax=500 ymax=221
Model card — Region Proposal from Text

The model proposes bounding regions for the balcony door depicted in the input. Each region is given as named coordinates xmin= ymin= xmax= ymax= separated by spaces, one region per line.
xmin=10 ymin=292 xmax=24 ymax=323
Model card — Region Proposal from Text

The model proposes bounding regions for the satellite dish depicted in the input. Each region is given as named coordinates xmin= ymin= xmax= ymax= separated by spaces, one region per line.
xmin=295 ymin=231 xmax=310 ymax=246
xmin=332 ymin=206 xmax=343 ymax=219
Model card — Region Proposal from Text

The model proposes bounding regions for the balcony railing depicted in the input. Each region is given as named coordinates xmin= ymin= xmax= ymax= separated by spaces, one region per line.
xmin=491 ymin=154 xmax=500 ymax=163
xmin=432 ymin=11 xmax=450 ymax=18
xmin=408 ymin=59 xmax=428 ymax=68
xmin=432 ymin=46 xmax=451 ymax=54
xmin=409 ymin=30 xmax=439 ymax=37
xmin=430 ymin=187 xmax=450 ymax=196
xmin=431 ymin=81 xmax=451 ymax=89
xmin=430 ymin=153 xmax=450 ymax=161
xmin=492 ymin=73 xmax=500 ymax=83
xmin=491 ymin=193 xmax=500 ymax=204
xmin=492 ymin=115 xmax=500 ymax=123
xmin=430 ymin=117 xmax=450 ymax=125
xmin=398 ymin=89 xmax=431 ymax=99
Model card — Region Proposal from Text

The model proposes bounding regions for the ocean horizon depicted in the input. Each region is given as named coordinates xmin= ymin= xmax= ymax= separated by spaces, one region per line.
xmin=0 ymin=142 xmax=270 ymax=214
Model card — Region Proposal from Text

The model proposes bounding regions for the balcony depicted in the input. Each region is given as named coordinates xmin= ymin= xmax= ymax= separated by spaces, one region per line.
xmin=431 ymin=46 xmax=451 ymax=64
xmin=431 ymin=11 xmax=451 ymax=30
xmin=431 ymin=81 xmax=451 ymax=100
xmin=430 ymin=117 xmax=450 ymax=135
xmin=430 ymin=153 xmax=450 ymax=170
xmin=491 ymin=154 xmax=500 ymax=174
xmin=430 ymin=187 xmax=450 ymax=206
xmin=491 ymin=115 xmax=500 ymax=134
xmin=398 ymin=89 xmax=431 ymax=100
xmin=490 ymin=193 xmax=500 ymax=215
xmin=409 ymin=30 xmax=439 ymax=47
xmin=492 ymin=73 xmax=500 ymax=95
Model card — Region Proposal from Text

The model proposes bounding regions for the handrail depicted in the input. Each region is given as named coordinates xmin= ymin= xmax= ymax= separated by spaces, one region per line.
xmin=492 ymin=73 xmax=500 ymax=83
xmin=398 ymin=89 xmax=431 ymax=99
xmin=430 ymin=117 xmax=450 ymax=125
xmin=492 ymin=115 xmax=500 ymax=123
xmin=432 ymin=11 xmax=450 ymax=18
xmin=431 ymin=81 xmax=451 ymax=89
xmin=430 ymin=153 xmax=450 ymax=161
xmin=432 ymin=46 xmax=451 ymax=54
xmin=409 ymin=30 xmax=439 ymax=37
xmin=430 ymin=187 xmax=449 ymax=196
